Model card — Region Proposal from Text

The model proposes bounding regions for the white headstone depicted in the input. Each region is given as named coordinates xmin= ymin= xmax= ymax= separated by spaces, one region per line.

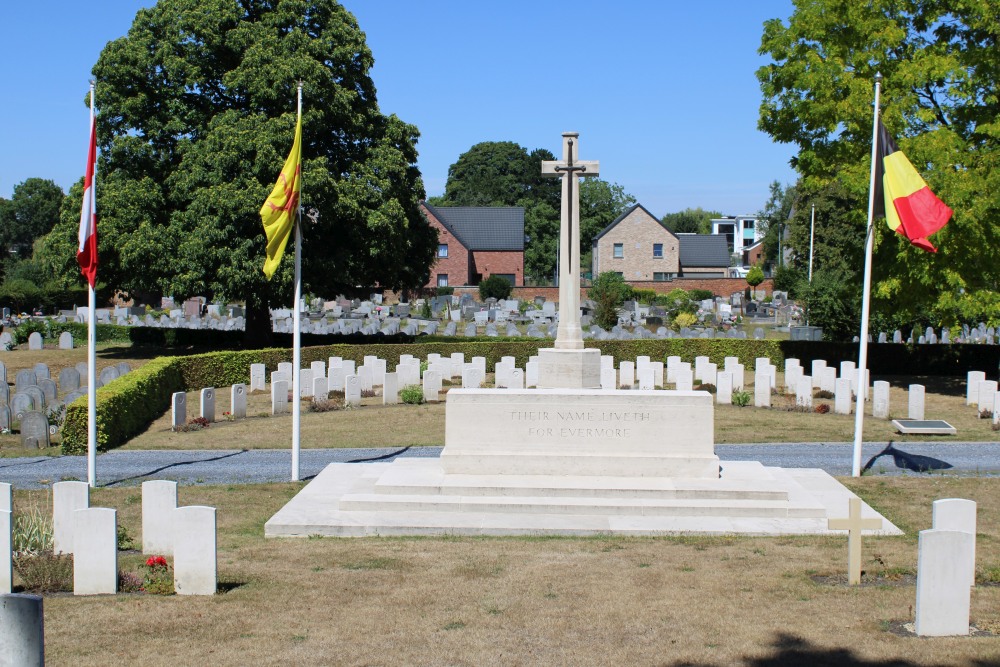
xmin=785 ymin=364 xmax=802 ymax=394
xmin=796 ymin=376 xmax=813 ymax=408
xmin=173 ymin=506 xmax=217 ymax=596
xmin=754 ymin=373 xmax=770 ymax=408
xmin=299 ymin=369 xmax=314 ymax=398
xmin=716 ymin=372 xmax=733 ymax=405
xmin=382 ymin=372 xmax=399 ymax=405
xmin=834 ymin=378 xmax=852 ymax=415
xmin=872 ymin=381 xmax=890 ymax=418
xmin=53 ymin=481 xmax=89 ymax=554
xmin=509 ymin=368 xmax=525 ymax=390
xmin=810 ymin=360 xmax=826 ymax=388
xmin=27 ymin=332 xmax=43 ymax=351
xmin=312 ymin=376 xmax=328 ymax=401
xmin=73 ymin=507 xmax=117 ymax=595
xmin=675 ymin=366 xmax=694 ymax=392
xmin=977 ymin=380 xmax=997 ymax=411
xmin=755 ymin=357 xmax=769 ymax=373
xmin=651 ymin=361 xmax=664 ymax=388
xmin=371 ymin=358 xmax=387 ymax=387
xmin=932 ymin=498 xmax=976 ymax=589
xmin=227 ymin=383 xmax=246 ymax=419
xmin=619 ymin=362 xmax=635 ymax=388
xmin=171 ymin=392 xmax=186 ymax=428
xmin=358 ymin=365 xmax=374 ymax=392
xmin=730 ymin=363 xmax=745 ymax=391
xmin=666 ymin=356 xmax=681 ymax=383
xmin=277 ymin=362 xmax=293 ymax=377
xmin=200 ymin=387 xmax=216 ymax=422
xmin=344 ymin=374 xmax=361 ymax=406
xmin=966 ymin=371 xmax=986 ymax=405
xmin=328 ymin=365 xmax=345 ymax=391
xmin=600 ymin=367 xmax=616 ymax=390
xmin=271 ymin=380 xmax=288 ymax=414
xmin=820 ymin=366 xmax=837 ymax=393
xmin=310 ymin=360 xmax=326 ymax=380
xmin=525 ymin=361 xmax=539 ymax=388
xmin=908 ymin=384 xmax=925 ymax=420
xmin=249 ymin=364 xmax=266 ymax=392
xmin=142 ymin=480 xmax=177 ymax=555
xmin=724 ymin=356 xmax=740 ymax=372
xmin=702 ymin=362 xmax=718 ymax=388
xmin=423 ymin=370 xmax=442 ymax=402
xmin=58 ymin=331 xmax=74 ymax=350
xmin=915 ymin=529 xmax=973 ymax=636
xmin=694 ymin=356 xmax=709 ymax=382
xmin=637 ymin=367 xmax=654 ymax=390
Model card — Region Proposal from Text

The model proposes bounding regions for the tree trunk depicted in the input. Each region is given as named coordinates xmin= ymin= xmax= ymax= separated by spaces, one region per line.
xmin=243 ymin=291 xmax=273 ymax=348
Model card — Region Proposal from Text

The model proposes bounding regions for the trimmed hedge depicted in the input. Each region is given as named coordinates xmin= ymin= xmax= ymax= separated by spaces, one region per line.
xmin=61 ymin=338 xmax=1000 ymax=454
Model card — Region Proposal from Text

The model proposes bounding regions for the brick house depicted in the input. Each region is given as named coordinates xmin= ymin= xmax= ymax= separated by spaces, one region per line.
xmin=421 ymin=203 xmax=524 ymax=287
xmin=591 ymin=204 xmax=680 ymax=282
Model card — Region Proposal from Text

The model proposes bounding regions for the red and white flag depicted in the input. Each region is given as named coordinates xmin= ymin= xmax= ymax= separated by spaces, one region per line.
xmin=77 ymin=115 xmax=97 ymax=288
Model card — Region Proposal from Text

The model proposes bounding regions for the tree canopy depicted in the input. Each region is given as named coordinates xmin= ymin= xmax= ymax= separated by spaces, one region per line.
xmin=0 ymin=178 xmax=64 ymax=259
xmin=660 ymin=208 xmax=719 ymax=235
xmin=758 ymin=0 xmax=1000 ymax=331
xmin=91 ymin=0 xmax=436 ymax=339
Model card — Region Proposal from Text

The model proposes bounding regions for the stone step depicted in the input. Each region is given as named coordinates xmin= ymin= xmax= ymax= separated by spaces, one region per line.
xmin=337 ymin=492 xmax=826 ymax=518
xmin=373 ymin=466 xmax=789 ymax=501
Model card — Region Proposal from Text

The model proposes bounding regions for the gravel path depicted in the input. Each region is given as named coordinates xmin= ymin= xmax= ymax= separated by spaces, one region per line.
xmin=1 ymin=442 xmax=998 ymax=489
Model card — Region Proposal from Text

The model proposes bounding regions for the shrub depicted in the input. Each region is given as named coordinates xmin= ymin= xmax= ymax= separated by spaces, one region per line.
xmin=687 ymin=289 xmax=714 ymax=301
xmin=119 ymin=570 xmax=144 ymax=593
xmin=13 ymin=552 xmax=74 ymax=592
xmin=435 ymin=286 xmax=454 ymax=296
xmin=478 ymin=275 xmax=513 ymax=301
xmin=814 ymin=389 xmax=835 ymax=399
xmin=309 ymin=397 xmax=343 ymax=412
xmin=746 ymin=265 xmax=765 ymax=298
xmin=732 ymin=390 xmax=751 ymax=407
xmin=815 ymin=403 xmax=831 ymax=414
xmin=11 ymin=318 xmax=48 ymax=346
xmin=187 ymin=416 xmax=211 ymax=430
xmin=672 ymin=312 xmax=698 ymax=330
xmin=589 ymin=272 xmax=632 ymax=329
xmin=696 ymin=383 xmax=716 ymax=394
xmin=118 ymin=524 xmax=137 ymax=551
xmin=632 ymin=288 xmax=657 ymax=305
xmin=400 ymin=385 xmax=424 ymax=404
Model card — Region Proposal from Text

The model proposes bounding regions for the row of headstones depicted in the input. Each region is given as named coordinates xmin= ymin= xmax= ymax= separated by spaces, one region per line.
xmin=964 ymin=371 xmax=1000 ymax=424
xmin=0 ymin=361 xmax=132 ymax=437
xmin=0 ymin=331 xmax=75 ymax=351
xmin=0 ymin=480 xmax=216 ymax=596
xmin=876 ymin=323 xmax=997 ymax=346
xmin=172 ymin=384 xmax=247 ymax=428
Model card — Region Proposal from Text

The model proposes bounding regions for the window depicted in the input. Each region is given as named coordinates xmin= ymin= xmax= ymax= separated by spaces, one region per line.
xmin=613 ymin=243 xmax=624 ymax=258
xmin=437 ymin=274 xmax=448 ymax=287
xmin=437 ymin=244 xmax=448 ymax=258
xmin=614 ymin=272 xmax=624 ymax=278
xmin=743 ymin=220 xmax=755 ymax=229
xmin=492 ymin=273 xmax=516 ymax=285
xmin=653 ymin=272 xmax=675 ymax=281
xmin=743 ymin=238 xmax=754 ymax=248
xmin=653 ymin=243 xmax=663 ymax=258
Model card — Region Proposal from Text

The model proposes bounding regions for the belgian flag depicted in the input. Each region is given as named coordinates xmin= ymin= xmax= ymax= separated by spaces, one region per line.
xmin=874 ymin=121 xmax=952 ymax=252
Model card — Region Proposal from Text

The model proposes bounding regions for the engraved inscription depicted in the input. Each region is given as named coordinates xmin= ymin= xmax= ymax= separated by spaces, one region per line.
xmin=511 ymin=410 xmax=649 ymax=440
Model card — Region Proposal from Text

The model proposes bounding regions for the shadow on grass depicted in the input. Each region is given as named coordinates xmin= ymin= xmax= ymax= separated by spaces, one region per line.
xmin=671 ymin=633 xmax=1000 ymax=666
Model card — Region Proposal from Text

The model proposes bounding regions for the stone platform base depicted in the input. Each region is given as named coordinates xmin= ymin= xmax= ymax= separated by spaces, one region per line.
xmin=536 ymin=348 xmax=601 ymax=388
xmin=264 ymin=458 xmax=902 ymax=537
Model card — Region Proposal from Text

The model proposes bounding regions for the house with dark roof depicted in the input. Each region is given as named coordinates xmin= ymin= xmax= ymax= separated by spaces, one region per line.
xmin=592 ymin=204 xmax=680 ymax=281
xmin=420 ymin=203 xmax=525 ymax=287
xmin=677 ymin=234 xmax=732 ymax=278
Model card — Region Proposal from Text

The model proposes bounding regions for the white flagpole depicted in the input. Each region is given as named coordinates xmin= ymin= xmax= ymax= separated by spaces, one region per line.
xmin=291 ymin=82 xmax=303 ymax=482
xmin=86 ymin=80 xmax=98 ymax=488
xmin=851 ymin=72 xmax=883 ymax=477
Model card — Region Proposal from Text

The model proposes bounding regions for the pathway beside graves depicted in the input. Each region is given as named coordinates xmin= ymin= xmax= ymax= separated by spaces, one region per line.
xmin=0 ymin=442 xmax=998 ymax=489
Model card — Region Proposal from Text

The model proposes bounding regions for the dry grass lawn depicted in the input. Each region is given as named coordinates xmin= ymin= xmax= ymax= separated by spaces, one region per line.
xmin=8 ymin=476 xmax=999 ymax=666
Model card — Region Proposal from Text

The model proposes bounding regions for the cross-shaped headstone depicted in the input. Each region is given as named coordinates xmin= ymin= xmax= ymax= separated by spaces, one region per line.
xmin=828 ymin=496 xmax=882 ymax=585
xmin=541 ymin=132 xmax=599 ymax=349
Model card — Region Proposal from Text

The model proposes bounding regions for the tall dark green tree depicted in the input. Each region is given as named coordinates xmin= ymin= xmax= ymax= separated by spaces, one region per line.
xmin=92 ymin=0 xmax=436 ymax=341
xmin=0 ymin=178 xmax=64 ymax=258
xmin=758 ymin=0 xmax=1000 ymax=327
xmin=756 ymin=180 xmax=797 ymax=266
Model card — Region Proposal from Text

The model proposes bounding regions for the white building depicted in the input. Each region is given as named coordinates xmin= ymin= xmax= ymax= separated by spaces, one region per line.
xmin=710 ymin=215 xmax=762 ymax=260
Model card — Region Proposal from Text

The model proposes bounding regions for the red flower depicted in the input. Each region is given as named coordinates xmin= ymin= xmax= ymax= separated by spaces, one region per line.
xmin=146 ymin=556 xmax=168 ymax=568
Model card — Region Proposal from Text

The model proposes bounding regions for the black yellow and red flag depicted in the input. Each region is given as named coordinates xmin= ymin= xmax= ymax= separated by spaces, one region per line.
xmin=874 ymin=121 xmax=952 ymax=252
xmin=260 ymin=115 xmax=302 ymax=279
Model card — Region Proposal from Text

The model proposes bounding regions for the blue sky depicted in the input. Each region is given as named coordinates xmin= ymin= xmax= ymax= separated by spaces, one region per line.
xmin=1 ymin=1 xmax=797 ymax=217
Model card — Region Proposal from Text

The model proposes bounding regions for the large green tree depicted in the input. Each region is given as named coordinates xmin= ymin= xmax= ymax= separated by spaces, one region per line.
xmin=758 ymin=0 xmax=1000 ymax=329
xmin=92 ymin=0 xmax=436 ymax=341
xmin=0 ymin=178 xmax=64 ymax=259
xmin=755 ymin=180 xmax=797 ymax=267
xmin=660 ymin=208 xmax=719 ymax=235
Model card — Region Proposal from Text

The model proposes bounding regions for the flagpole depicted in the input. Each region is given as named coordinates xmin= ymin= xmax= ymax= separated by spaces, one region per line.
xmin=291 ymin=82 xmax=303 ymax=482
xmin=86 ymin=80 xmax=98 ymax=488
xmin=851 ymin=72 xmax=882 ymax=477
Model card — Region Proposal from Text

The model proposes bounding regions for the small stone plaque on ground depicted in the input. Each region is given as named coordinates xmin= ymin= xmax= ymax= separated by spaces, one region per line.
xmin=891 ymin=419 xmax=957 ymax=435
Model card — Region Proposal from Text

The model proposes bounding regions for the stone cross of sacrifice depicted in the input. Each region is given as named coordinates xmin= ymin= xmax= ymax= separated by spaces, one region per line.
xmin=828 ymin=496 xmax=882 ymax=585
xmin=541 ymin=132 xmax=599 ymax=350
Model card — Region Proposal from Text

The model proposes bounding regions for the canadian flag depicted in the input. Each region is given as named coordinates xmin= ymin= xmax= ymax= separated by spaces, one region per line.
xmin=77 ymin=114 xmax=97 ymax=288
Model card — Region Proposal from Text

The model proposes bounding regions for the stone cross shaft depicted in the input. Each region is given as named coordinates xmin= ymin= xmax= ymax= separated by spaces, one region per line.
xmin=828 ymin=496 xmax=882 ymax=585
xmin=541 ymin=132 xmax=599 ymax=349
